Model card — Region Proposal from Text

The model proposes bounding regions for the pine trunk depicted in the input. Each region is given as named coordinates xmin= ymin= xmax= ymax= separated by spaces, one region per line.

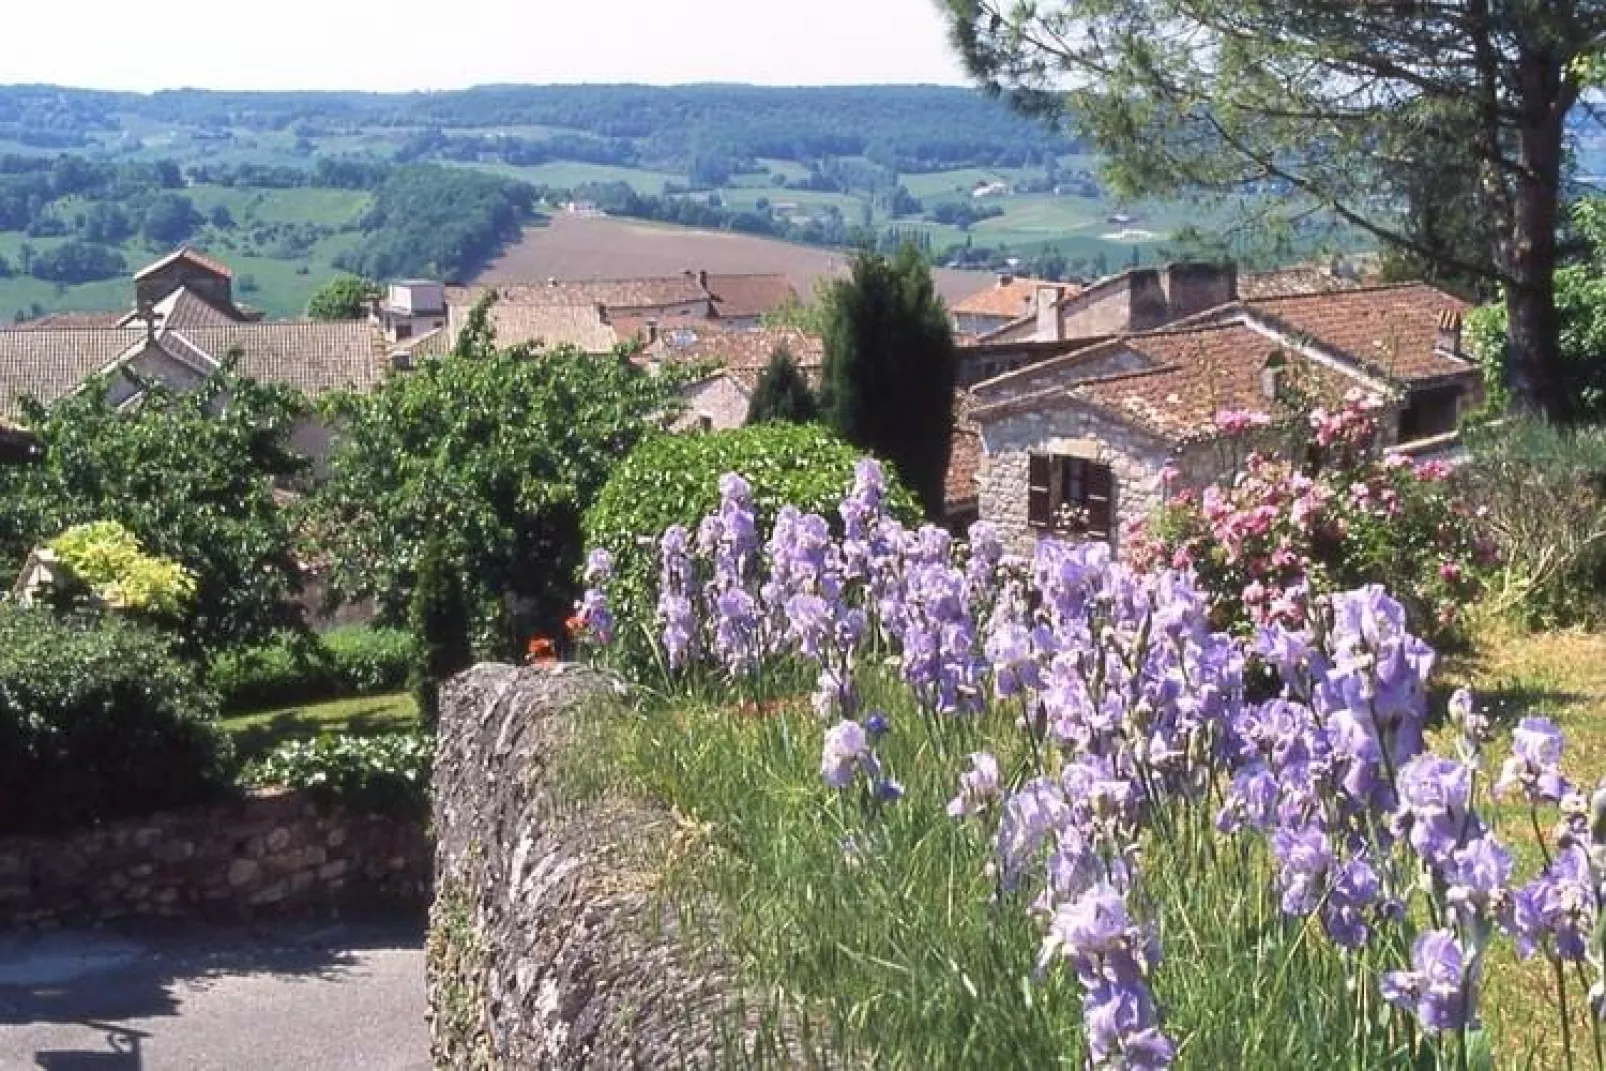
xmin=1501 ymin=60 xmax=1568 ymax=419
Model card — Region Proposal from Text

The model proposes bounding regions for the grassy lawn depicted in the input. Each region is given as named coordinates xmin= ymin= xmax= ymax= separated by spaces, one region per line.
xmin=222 ymin=691 xmax=419 ymax=762
xmin=1438 ymin=621 xmax=1606 ymax=1067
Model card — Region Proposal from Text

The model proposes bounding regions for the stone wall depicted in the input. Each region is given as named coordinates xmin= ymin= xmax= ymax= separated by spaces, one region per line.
xmin=428 ymin=663 xmax=815 ymax=1068
xmin=0 ymin=789 xmax=429 ymax=929
xmin=980 ymin=401 xmax=1177 ymax=553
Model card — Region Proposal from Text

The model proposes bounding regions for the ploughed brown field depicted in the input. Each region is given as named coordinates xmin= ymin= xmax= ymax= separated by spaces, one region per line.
xmin=473 ymin=214 xmax=996 ymax=306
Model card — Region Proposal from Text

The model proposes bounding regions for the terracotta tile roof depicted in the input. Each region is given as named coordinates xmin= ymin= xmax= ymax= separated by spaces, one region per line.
xmin=11 ymin=311 xmax=126 ymax=330
xmin=115 ymin=286 xmax=244 ymax=331
xmin=1244 ymin=283 xmax=1476 ymax=383
xmin=1238 ymin=267 xmax=1364 ymax=300
xmin=448 ymin=302 xmax=622 ymax=353
xmin=1067 ymin=323 xmax=1361 ymax=443
xmin=641 ymin=325 xmax=824 ymax=374
xmin=0 ymin=327 xmax=146 ymax=414
xmin=133 ymin=247 xmax=233 ymax=281
xmin=952 ymin=276 xmax=1078 ymax=319
xmin=171 ymin=323 xmax=385 ymax=396
xmin=393 ymin=326 xmax=453 ymax=358
xmin=945 ymin=390 xmax=981 ymax=510
xmin=704 ymin=274 xmax=799 ymax=319
xmin=446 ymin=275 xmax=711 ymax=313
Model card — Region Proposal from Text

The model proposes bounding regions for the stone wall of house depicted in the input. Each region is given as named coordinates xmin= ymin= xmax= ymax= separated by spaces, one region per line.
xmin=429 ymin=663 xmax=819 ymax=1067
xmin=676 ymin=374 xmax=752 ymax=431
xmin=0 ymin=790 xmax=429 ymax=929
xmin=979 ymin=402 xmax=1178 ymax=553
xmin=1160 ymin=262 xmax=1238 ymax=321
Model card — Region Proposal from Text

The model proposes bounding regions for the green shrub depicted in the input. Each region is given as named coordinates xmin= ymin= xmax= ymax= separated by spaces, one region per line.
xmin=0 ymin=607 xmax=234 ymax=834
xmin=583 ymin=423 xmax=920 ymax=669
xmin=47 ymin=519 xmax=197 ymax=618
xmin=208 ymin=625 xmax=415 ymax=712
xmin=242 ymin=732 xmax=433 ymax=817
xmin=1458 ymin=417 xmax=1606 ymax=625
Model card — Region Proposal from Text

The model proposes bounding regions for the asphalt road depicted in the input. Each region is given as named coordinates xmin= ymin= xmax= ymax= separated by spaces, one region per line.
xmin=0 ymin=917 xmax=429 ymax=1071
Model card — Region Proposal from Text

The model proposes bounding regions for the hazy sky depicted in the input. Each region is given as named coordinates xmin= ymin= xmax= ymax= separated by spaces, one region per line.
xmin=9 ymin=0 xmax=971 ymax=92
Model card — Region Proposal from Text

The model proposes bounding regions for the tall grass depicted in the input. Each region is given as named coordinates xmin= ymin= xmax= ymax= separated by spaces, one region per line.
xmin=588 ymin=667 xmax=1422 ymax=1067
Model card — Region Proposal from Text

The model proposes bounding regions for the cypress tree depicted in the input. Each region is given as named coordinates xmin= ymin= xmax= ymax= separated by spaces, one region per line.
xmin=745 ymin=344 xmax=819 ymax=425
xmin=408 ymin=535 xmax=474 ymax=728
xmin=819 ymin=244 xmax=957 ymax=518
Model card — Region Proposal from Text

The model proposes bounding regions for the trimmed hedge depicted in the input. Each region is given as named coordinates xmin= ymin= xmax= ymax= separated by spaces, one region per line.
xmin=0 ymin=607 xmax=234 ymax=834
xmin=208 ymin=625 xmax=415 ymax=713
xmin=582 ymin=423 xmax=920 ymax=669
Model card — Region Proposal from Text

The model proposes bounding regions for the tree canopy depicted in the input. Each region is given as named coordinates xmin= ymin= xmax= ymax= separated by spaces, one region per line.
xmin=306 ymin=274 xmax=379 ymax=321
xmin=307 ymin=335 xmax=680 ymax=655
xmin=941 ymin=0 xmax=1606 ymax=417
xmin=0 ymin=372 xmax=309 ymax=656
xmin=819 ymin=245 xmax=957 ymax=517
xmin=745 ymin=344 xmax=820 ymax=425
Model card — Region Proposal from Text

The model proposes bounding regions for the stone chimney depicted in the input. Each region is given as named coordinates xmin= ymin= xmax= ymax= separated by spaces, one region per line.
xmin=1435 ymin=309 xmax=1463 ymax=354
xmin=1035 ymin=285 xmax=1063 ymax=342
xmin=697 ymin=269 xmax=709 ymax=291
xmin=998 ymin=271 xmax=1015 ymax=287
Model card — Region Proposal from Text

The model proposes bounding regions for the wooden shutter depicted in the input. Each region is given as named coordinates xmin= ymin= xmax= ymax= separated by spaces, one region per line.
xmin=1027 ymin=453 xmax=1052 ymax=528
xmin=1084 ymin=461 xmax=1114 ymax=539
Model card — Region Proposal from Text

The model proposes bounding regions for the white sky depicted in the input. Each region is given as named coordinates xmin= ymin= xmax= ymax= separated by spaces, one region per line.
xmin=8 ymin=0 xmax=970 ymax=92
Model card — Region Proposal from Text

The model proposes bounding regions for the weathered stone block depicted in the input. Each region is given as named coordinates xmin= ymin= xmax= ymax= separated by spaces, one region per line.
xmin=227 ymin=858 xmax=262 ymax=887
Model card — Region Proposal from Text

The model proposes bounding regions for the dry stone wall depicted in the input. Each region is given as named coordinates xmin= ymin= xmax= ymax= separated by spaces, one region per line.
xmin=428 ymin=663 xmax=820 ymax=1068
xmin=0 ymin=790 xmax=429 ymax=929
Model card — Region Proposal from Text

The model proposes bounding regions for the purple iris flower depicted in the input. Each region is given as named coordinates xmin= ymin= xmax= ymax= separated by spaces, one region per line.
xmin=1381 ymin=929 xmax=1470 ymax=1034
xmin=1496 ymin=716 xmax=1570 ymax=804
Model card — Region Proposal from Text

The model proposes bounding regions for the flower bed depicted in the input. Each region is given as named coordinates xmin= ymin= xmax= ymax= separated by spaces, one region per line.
xmin=575 ymin=460 xmax=1603 ymax=1067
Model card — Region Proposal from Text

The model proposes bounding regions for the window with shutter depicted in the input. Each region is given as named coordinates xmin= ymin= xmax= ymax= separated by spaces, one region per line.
xmin=1027 ymin=453 xmax=1053 ymax=528
xmin=1029 ymin=453 xmax=1116 ymax=542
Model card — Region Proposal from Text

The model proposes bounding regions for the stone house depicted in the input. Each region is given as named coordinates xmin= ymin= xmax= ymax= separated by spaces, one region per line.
xmin=635 ymin=325 xmax=825 ymax=431
xmin=972 ymin=262 xmax=1240 ymax=346
xmin=960 ymin=283 xmax=1480 ymax=552
xmin=950 ymin=273 xmax=1082 ymax=338
xmin=382 ymin=271 xmax=800 ymax=353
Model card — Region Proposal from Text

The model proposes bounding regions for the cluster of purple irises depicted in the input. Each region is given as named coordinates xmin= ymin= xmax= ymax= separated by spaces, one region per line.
xmin=576 ymin=459 xmax=1606 ymax=1068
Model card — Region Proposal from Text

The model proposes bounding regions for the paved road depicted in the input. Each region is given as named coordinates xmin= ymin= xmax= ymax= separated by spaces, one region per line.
xmin=0 ymin=917 xmax=429 ymax=1070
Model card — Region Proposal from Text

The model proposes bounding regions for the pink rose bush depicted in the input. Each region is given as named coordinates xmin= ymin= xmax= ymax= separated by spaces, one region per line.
xmin=1128 ymin=394 xmax=1494 ymax=640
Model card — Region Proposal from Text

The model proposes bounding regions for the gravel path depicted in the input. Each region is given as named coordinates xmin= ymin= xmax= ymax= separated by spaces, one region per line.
xmin=0 ymin=917 xmax=428 ymax=1070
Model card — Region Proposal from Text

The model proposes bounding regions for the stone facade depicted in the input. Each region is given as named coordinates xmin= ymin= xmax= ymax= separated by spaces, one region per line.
xmin=979 ymin=402 xmax=1181 ymax=553
xmin=0 ymin=789 xmax=429 ymax=929
xmin=675 ymin=373 xmax=752 ymax=431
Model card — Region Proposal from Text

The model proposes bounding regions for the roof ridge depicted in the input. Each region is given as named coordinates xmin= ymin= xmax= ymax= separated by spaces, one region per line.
xmin=1247 ymin=279 xmax=1445 ymax=303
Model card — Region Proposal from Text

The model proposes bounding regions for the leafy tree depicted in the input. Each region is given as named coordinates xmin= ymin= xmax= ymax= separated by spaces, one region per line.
xmin=941 ymin=0 xmax=1606 ymax=418
xmin=306 ymin=273 xmax=379 ymax=321
xmin=745 ymin=344 xmax=819 ymax=425
xmin=819 ymin=245 xmax=957 ymax=518
xmin=141 ymin=192 xmax=202 ymax=245
xmin=407 ymin=535 xmax=473 ymax=728
xmin=0 ymin=372 xmax=308 ymax=656
xmin=308 ymin=337 xmax=680 ymax=656
xmin=27 ymin=241 xmax=124 ymax=284
xmin=1467 ymin=198 xmax=1606 ymax=423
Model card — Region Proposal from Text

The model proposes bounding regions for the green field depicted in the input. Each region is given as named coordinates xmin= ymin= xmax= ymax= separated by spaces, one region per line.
xmin=468 ymin=160 xmax=683 ymax=193
xmin=0 ymin=182 xmax=371 ymax=321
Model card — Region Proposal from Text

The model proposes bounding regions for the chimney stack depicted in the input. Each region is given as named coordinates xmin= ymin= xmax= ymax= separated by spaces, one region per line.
xmin=1435 ymin=309 xmax=1463 ymax=354
xmin=697 ymin=269 xmax=709 ymax=291
xmin=998 ymin=271 xmax=1014 ymax=287
xmin=1035 ymin=285 xmax=1063 ymax=342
